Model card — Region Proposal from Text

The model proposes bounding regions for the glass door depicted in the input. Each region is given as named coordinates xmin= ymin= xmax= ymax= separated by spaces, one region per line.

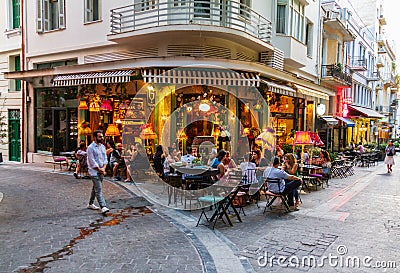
xmin=52 ymin=108 xmax=78 ymax=155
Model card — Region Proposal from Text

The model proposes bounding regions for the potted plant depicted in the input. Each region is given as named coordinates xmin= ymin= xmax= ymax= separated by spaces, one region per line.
xmin=378 ymin=143 xmax=388 ymax=161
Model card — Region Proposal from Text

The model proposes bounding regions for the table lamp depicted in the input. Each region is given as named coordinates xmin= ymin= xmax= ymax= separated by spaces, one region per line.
xmin=294 ymin=131 xmax=313 ymax=164
xmin=105 ymin=123 xmax=120 ymax=141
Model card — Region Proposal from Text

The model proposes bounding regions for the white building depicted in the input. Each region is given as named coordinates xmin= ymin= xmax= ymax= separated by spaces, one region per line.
xmin=0 ymin=0 xmax=22 ymax=162
xmin=349 ymin=0 xmax=397 ymax=143
xmin=5 ymin=0 xmax=356 ymax=161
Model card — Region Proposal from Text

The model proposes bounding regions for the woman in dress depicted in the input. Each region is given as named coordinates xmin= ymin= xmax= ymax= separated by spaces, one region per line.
xmin=385 ymin=140 xmax=396 ymax=173
xmin=153 ymin=145 xmax=165 ymax=177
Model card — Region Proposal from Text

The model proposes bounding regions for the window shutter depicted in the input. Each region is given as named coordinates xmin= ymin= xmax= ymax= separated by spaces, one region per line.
xmin=12 ymin=0 xmax=21 ymax=29
xmin=85 ymin=0 xmax=93 ymax=22
xmin=43 ymin=0 xmax=49 ymax=31
xmin=15 ymin=56 xmax=21 ymax=91
xmin=37 ymin=0 xmax=43 ymax=32
xmin=58 ymin=0 xmax=65 ymax=28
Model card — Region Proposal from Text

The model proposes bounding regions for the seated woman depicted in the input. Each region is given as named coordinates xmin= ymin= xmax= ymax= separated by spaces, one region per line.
xmin=126 ymin=143 xmax=150 ymax=182
xmin=153 ymin=145 xmax=165 ymax=178
xmin=282 ymin=153 xmax=300 ymax=207
xmin=239 ymin=153 xmax=257 ymax=185
xmin=163 ymin=147 xmax=179 ymax=178
xmin=313 ymin=150 xmax=331 ymax=176
xmin=251 ymin=149 xmax=268 ymax=169
xmin=210 ymin=149 xmax=227 ymax=179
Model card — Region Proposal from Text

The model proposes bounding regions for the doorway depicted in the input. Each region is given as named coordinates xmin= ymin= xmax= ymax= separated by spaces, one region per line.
xmin=8 ymin=109 xmax=21 ymax=161
xmin=52 ymin=108 xmax=78 ymax=155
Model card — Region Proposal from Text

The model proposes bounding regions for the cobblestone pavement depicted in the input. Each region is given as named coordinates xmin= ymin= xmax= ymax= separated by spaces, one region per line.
xmin=0 ymin=165 xmax=204 ymax=273
xmin=1 ymin=158 xmax=400 ymax=272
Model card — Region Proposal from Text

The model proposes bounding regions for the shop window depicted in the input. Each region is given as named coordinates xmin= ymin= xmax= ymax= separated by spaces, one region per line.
xmin=36 ymin=0 xmax=65 ymax=32
xmin=35 ymin=88 xmax=78 ymax=154
xmin=85 ymin=0 xmax=101 ymax=23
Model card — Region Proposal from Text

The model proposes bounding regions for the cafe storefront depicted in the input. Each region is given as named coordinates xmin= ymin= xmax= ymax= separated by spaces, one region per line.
xmin=14 ymin=65 xmax=333 ymax=163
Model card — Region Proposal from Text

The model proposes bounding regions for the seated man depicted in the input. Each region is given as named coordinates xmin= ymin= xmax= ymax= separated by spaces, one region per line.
xmin=110 ymin=143 xmax=126 ymax=181
xmin=263 ymin=157 xmax=302 ymax=211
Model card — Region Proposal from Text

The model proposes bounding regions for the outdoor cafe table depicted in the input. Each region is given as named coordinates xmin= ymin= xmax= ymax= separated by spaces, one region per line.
xmin=171 ymin=164 xmax=219 ymax=189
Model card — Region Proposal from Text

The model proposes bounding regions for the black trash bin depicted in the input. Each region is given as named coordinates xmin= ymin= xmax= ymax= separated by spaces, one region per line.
xmin=0 ymin=152 xmax=3 ymax=163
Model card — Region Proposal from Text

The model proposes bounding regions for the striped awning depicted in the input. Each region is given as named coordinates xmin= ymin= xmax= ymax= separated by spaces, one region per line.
xmin=261 ymin=79 xmax=296 ymax=96
xmin=142 ymin=68 xmax=260 ymax=87
xmin=53 ymin=70 xmax=136 ymax=86
xmin=294 ymin=84 xmax=330 ymax=100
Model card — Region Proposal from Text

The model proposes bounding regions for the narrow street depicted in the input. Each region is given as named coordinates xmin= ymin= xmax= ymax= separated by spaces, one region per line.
xmin=1 ymin=158 xmax=399 ymax=272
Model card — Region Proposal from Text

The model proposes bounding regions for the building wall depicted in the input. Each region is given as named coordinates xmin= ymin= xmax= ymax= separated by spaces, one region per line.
xmin=0 ymin=0 xmax=22 ymax=161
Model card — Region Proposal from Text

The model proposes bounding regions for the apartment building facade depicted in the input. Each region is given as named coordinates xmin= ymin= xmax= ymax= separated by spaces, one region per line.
xmin=349 ymin=0 xmax=397 ymax=144
xmin=5 ymin=0 xmax=397 ymax=160
xmin=0 ymin=0 xmax=23 ymax=162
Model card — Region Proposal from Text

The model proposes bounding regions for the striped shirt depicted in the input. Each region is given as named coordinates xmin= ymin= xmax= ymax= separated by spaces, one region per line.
xmin=87 ymin=142 xmax=108 ymax=176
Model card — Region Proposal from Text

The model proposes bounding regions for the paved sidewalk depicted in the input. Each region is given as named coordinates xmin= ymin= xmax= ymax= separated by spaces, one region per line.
xmin=120 ymin=157 xmax=400 ymax=272
xmin=1 ymin=157 xmax=399 ymax=272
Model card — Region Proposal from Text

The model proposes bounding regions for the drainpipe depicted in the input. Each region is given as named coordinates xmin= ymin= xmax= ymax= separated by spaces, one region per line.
xmin=21 ymin=0 xmax=26 ymax=163
xmin=316 ymin=0 xmax=323 ymax=85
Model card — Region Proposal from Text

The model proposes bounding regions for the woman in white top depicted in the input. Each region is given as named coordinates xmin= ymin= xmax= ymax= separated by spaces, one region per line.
xmin=163 ymin=148 xmax=179 ymax=176
xmin=384 ymin=140 xmax=396 ymax=173
xmin=239 ymin=153 xmax=257 ymax=185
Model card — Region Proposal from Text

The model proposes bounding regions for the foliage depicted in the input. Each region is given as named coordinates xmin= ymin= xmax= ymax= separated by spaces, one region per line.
xmin=364 ymin=142 xmax=377 ymax=149
xmin=328 ymin=151 xmax=338 ymax=162
xmin=0 ymin=98 xmax=7 ymax=144
xmin=393 ymin=141 xmax=400 ymax=148
xmin=282 ymin=143 xmax=294 ymax=154
xmin=378 ymin=143 xmax=388 ymax=151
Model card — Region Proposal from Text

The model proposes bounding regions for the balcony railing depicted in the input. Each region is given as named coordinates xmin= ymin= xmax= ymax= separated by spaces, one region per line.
xmin=349 ymin=56 xmax=367 ymax=71
xmin=367 ymin=71 xmax=380 ymax=81
xmin=321 ymin=64 xmax=352 ymax=86
xmin=110 ymin=0 xmax=272 ymax=43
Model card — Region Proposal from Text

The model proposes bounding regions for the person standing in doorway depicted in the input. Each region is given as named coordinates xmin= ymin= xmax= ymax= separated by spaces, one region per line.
xmin=87 ymin=130 xmax=110 ymax=214
xmin=384 ymin=140 xmax=396 ymax=173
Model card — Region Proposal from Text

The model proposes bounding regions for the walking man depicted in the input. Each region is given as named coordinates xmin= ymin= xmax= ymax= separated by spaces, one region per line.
xmin=87 ymin=130 xmax=110 ymax=213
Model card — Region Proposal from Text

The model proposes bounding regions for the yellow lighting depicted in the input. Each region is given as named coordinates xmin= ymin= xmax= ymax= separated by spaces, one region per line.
xmin=105 ymin=124 xmax=120 ymax=136
xmin=78 ymin=99 xmax=88 ymax=110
